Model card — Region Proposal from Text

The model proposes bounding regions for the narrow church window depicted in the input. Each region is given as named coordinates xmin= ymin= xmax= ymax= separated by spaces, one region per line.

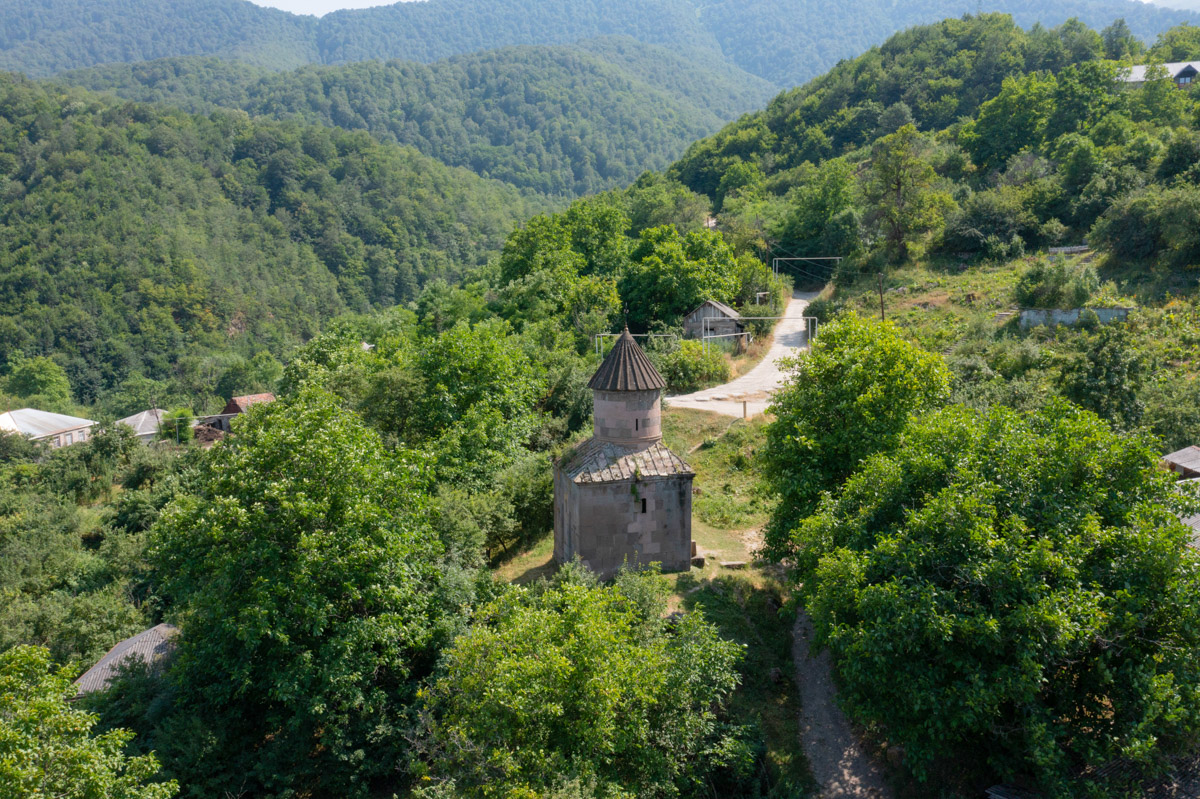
xmin=641 ymin=498 xmax=647 ymax=513
xmin=635 ymin=418 xmax=639 ymax=431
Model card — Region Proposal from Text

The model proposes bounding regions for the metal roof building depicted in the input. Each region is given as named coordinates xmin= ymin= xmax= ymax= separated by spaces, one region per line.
xmin=74 ymin=624 xmax=179 ymax=696
xmin=116 ymin=408 xmax=166 ymax=442
xmin=1122 ymin=62 xmax=1200 ymax=86
xmin=0 ymin=408 xmax=95 ymax=448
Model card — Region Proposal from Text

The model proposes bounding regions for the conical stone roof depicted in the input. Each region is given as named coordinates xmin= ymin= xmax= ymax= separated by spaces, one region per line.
xmin=588 ymin=328 xmax=666 ymax=391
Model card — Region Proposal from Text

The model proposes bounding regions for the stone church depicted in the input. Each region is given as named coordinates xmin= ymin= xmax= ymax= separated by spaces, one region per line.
xmin=553 ymin=328 xmax=694 ymax=577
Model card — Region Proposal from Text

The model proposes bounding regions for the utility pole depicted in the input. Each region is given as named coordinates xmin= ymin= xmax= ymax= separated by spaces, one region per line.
xmin=878 ymin=272 xmax=886 ymax=321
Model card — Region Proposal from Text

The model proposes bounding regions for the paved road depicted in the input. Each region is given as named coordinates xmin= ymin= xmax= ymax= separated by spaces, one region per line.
xmin=666 ymin=291 xmax=819 ymax=417
xmin=794 ymin=611 xmax=895 ymax=799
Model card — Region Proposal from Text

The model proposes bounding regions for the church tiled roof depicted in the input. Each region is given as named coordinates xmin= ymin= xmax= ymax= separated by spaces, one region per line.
xmin=560 ymin=439 xmax=693 ymax=484
xmin=588 ymin=328 xmax=666 ymax=392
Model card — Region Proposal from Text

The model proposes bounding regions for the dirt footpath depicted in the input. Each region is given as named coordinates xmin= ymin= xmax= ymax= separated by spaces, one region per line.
xmin=794 ymin=611 xmax=894 ymax=799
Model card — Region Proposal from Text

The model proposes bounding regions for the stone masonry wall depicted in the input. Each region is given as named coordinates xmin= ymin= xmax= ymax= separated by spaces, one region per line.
xmin=593 ymin=389 xmax=661 ymax=445
xmin=554 ymin=473 xmax=693 ymax=579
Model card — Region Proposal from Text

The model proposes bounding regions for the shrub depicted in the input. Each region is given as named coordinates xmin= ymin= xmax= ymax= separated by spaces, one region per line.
xmin=650 ymin=339 xmax=731 ymax=393
xmin=1091 ymin=185 xmax=1200 ymax=266
xmin=1013 ymin=257 xmax=1099 ymax=309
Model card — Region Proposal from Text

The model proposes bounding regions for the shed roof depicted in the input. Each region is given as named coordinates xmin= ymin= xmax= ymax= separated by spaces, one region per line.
xmin=0 ymin=408 xmax=95 ymax=439
xmin=116 ymin=408 xmax=165 ymax=437
xmin=1164 ymin=446 xmax=1200 ymax=475
xmin=688 ymin=299 xmax=743 ymax=321
xmin=74 ymin=624 xmax=179 ymax=696
xmin=561 ymin=438 xmax=693 ymax=484
xmin=588 ymin=329 xmax=666 ymax=392
xmin=1123 ymin=62 xmax=1200 ymax=82
xmin=223 ymin=393 xmax=276 ymax=414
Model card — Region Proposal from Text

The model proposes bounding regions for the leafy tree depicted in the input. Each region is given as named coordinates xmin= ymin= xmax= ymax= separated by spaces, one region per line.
xmin=149 ymin=389 xmax=460 ymax=797
xmin=1148 ymin=22 xmax=1200 ymax=62
xmin=416 ymin=568 xmax=750 ymax=798
xmin=771 ymin=159 xmax=859 ymax=258
xmin=157 ymin=409 xmax=194 ymax=444
xmin=1101 ymin=19 xmax=1142 ymax=60
xmin=1012 ymin=257 xmax=1098 ymax=309
xmin=649 ymin=339 xmax=731 ymax=393
xmin=863 ymin=125 xmax=954 ymax=262
xmin=961 ymin=73 xmax=1056 ymax=173
xmin=6 ymin=354 xmax=73 ymax=407
xmin=1061 ymin=324 xmax=1146 ymax=430
xmin=791 ymin=402 xmax=1200 ymax=794
xmin=619 ymin=226 xmax=740 ymax=330
xmin=0 ymin=644 xmax=176 ymax=799
xmin=762 ymin=313 xmax=951 ymax=559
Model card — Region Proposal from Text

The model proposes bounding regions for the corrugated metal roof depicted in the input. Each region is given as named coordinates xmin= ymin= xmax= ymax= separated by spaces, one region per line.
xmin=562 ymin=439 xmax=693 ymax=484
xmin=1165 ymin=446 xmax=1200 ymax=475
xmin=588 ymin=329 xmax=666 ymax=392
xmin=688 ymin=299 xmax=743 ymax=322
xmin=0 ymin=408 xmax=95 ymax=439
xmin=1123 ymin=62 xmax=1200 ymax=82
xmin=74 ymin=624 xmax=179 ymax=695
xmin=116 ymin=408 xmax=165 ymax=437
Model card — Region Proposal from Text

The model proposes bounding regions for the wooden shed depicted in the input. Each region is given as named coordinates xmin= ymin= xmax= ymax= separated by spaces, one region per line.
xmin=682 ymin=300 xmax=745 ymax=340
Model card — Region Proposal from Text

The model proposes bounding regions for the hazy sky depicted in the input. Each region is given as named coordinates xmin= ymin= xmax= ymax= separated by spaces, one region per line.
xmin=246 ymin=0 xmax=1200 ymax=15
xmin=247 ymin=0 xmax=410 ymax=15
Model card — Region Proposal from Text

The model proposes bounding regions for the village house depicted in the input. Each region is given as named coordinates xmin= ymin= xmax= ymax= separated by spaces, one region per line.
xmin=205 ymin=392 xmax=276 ymax=433
xmin=0 ymin=408 xmax=95 ymax=448
xmin=1122 ymin=62 xmax=1200 ymax=89
xmin=683 ymin=299 xmax=746 ymax=340
xmin=1163 ymin=445 xmax=1200 ymax=480
xmin=554 ymin=328 xmax=694 ymax=578
xmin=116 ymin=408 xmax=167 ymax=443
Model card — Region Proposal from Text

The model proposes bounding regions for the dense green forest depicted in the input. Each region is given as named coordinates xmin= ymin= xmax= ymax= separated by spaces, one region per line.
xmin=2 ymin=0 xmax=1198 ymax=90
xmin=0 ymin=73 xmax=536 ymax=407
xmin=54 ymin=40 xmax=776 ymax=196
xmin=0 ymin=0 xmax=318 ymax=75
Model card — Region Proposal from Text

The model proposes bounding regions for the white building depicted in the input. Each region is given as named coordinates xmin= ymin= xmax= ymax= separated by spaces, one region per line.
xmin=1121 ymin=62 xmax=1200 ymax=88
xmin=0 ymin=408 xmax=96 ymax=448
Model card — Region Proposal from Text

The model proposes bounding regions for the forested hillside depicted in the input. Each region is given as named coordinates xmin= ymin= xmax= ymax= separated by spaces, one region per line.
xmin=55 ymin=40 xmax=776 ymax=196
xmin=675 ymin=12 xmax=1200 ymax=265
xmin=0 ymin=0 xmax=318 ymax=76
xmin=0 ymin=74 xmax=535 ymax=404
xmin=3 ymin=0 xmax=1197 ymax=90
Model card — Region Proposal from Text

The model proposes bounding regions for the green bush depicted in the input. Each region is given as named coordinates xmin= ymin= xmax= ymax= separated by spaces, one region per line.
xmin=651 ymin=339 xmax=731 ymax=393
xmin=1091 ymin=185 xmax=1200 ymax=266
xmin=1013 ymin=257 xmax=1099 ymax=309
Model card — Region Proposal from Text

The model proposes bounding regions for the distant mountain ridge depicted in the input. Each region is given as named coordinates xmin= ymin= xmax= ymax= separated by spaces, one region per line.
xmin=3 ymin=0 xmax=1198 ymax=87
xmin=54 ymin=39 xmax=777 ymax=196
